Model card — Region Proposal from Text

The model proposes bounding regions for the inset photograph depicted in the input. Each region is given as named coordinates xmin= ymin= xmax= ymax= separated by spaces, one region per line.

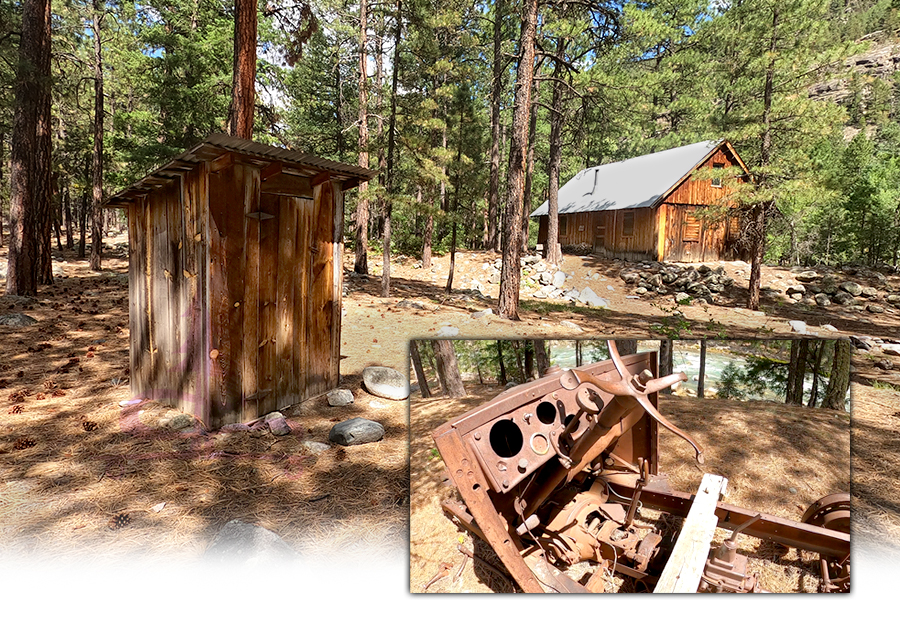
xmin=410 ymin=339 xmax=850 ymax=593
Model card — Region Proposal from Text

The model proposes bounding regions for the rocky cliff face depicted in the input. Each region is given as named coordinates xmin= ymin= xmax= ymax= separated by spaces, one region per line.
xmin=809 ymin=40 xmax=900 ymax=105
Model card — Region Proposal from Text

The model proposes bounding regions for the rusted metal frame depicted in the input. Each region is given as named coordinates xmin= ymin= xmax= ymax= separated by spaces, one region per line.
xmin=607 ymin=480 xmax=850 ymax=558
xmin=433 ymin=426 xmax=545 ymax=593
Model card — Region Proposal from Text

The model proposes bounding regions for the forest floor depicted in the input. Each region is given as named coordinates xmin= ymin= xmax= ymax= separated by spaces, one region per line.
xmin=409 ymin=381 xmax=865 ymax=593
xmin=0 ymin=236 xmax=898 ymax=578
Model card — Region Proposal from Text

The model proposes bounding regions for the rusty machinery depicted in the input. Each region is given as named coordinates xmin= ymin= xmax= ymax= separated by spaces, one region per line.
xmin=431 ymin=342 xmax=850 ymax=593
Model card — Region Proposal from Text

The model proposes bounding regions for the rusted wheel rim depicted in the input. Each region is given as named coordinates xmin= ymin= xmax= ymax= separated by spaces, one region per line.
xmin=801 ymin=493 xmax=851 ymax=534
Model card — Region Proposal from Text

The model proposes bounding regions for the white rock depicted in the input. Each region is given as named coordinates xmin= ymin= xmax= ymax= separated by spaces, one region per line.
xmin=435 ymin=326 xmax=459 ymax=337
xmin=789 ymin=320 xmax=808 ymax=334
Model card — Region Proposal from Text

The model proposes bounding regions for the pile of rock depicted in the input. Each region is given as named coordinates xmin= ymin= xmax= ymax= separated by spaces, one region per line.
xmin=778 ymin=270 xmax=898 ymax=314
xmin=619 ymin=263 xmax=735 ymax=304
xmin=516 ymin=255 xmax=610 ymax=308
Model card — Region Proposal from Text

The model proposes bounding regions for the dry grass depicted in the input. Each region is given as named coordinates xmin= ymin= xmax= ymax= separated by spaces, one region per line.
xmin=410 ymin=381 xmax=851 ymax=593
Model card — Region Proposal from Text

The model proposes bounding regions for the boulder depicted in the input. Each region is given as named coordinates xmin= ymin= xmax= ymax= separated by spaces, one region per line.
xmin=786 ymin=284 xmax=806 ymax=296
xmin=267 ymin=416 xmax=292 ymax=436
xmin=814 ymin=293 xmax=832 ymax=307
xmin=796 ymin=271 xmax=819 ymax=283
xmin=327 ymin=389 xmax=354 ymax=406
xmin=0 ymin=313 xmax=37 ymax=327
xmin=789 ymin=320 xmax=808 ymax=334
xmin=329 ymin=417 xmax=385 ymax=446
xmin=362 ymin=366 xmax=409 ymax=400
xmin=552 ymin=271 xmax=567 ymax=288
xmin=867 ymin=304 xmax=885 ymax=314
xmin=840 ymin=281 xmax=863 ymax=296
xmin=435 ymin=326 xmax=459 ymax=338
xmin=205 ymin=519 xmax=298 ymax=565
xmin=578 ymin=288 xmax=610 ymax=308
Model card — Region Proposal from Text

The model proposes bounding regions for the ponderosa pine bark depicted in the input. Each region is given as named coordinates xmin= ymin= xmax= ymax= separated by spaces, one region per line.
xmin=698 ymin=339 xmax=707 ymax=399
xmin=822 ymin=339 xmax=851 ymax=411
xmin=410 ymin=340 xmax=432 ymax=398
xmin=522 ymin=73 xmax=538 ymax=256
xmin=7 ymin=0 xmax=51 ymax=296
xmin=89 ymin=1 xmax=105 ymax=271
xmin=533 ymin=339 xmax=550 ymax=376
xmin=354 ymin=0 xmax=370 ymax=275
xmin=228 ymin=0 xmax=257 ymax=139
xmin=431 ymin=339 xmax=466 ymax=397
xmin=497 ymin=0 xmax=538 ymax=320
xmin=487 ymin=0 xmax=504 ymax=252
xmin=546 ymin=38 xmax=567 ymax=266
xmin=382 ymin=0 xmax=402 ymax=298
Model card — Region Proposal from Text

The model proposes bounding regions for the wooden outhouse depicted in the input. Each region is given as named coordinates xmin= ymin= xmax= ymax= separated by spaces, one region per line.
xmin=104 ymin=134 xmax=377 ymax=429
xmin=532 ymin=140 xmax=750 ymax=262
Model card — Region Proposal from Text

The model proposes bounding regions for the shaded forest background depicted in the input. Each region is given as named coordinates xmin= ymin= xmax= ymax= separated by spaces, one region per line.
xmin=3 ymin=0 xmax=900 ymax=280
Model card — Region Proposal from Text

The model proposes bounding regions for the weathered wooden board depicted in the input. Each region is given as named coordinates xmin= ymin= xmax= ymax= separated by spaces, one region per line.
xmin=276 ymin=195 xmax=298 ymax=409
xmin=295 ymin=197 xmax=313 ymax=402
xmin=257 ymin=192 xmax=279 ymax=415
xmin=307 ymin=181 xmax=334 ymax=397
xmin=653 ymin=474 xmax=728 ymax=593
xmin=330 ymin=180 xmax=344 ymax=385
xmin=240 ymin=164 xmax=261 ymax=421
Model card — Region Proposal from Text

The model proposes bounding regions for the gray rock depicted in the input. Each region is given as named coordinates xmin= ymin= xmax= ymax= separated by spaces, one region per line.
xmin=578 ymin=287 xmax=610 ymax=308
xmin=220 ymin=423 xmax=252 ymax=433
xmin=786 ymin=284 xmax=806 ymax=296
xmin=552 ymin=271 xmax=567 ymax=288
xmin=362 ymin=366 xmax=409 ymax=400
xmin=875 ymin=359 xmax=894 ymax=371
xmin=264 ymin=411 xmax=284 ymax=421
xmin=881 ymin=343 xmax=900 ymax=356
xmin=789 ymin=320 xmax=808 ymax=334
xmin=328 ymin=417 xmax=385 ymax=446
xmin=675 ymin=292 xmax=691 ymax=303
xmin=559 ymin=320 xmax=582 ymax=331
xmin=796 ymin=271 xmax=819 ymax=282
xmin=833 ymin=291 xmax=854 ymax=305
xmin=621 ymin=272 xmax=641 ymax=284
xmin=867 ymin=304 xmax=885 ymax=314
xmin=635 ymin=287 xmax=649 ymax=295
xmin=505 ymin=381 xmax=519 ymax=388
xmin=815 ymin=293 xmax=832 ymax=307
xmin=267 ymin=416 xmax=292 ymax=436
xmin=840 ymin=281 xmax=863 ymax=296
xmin=470 ymin=309 xmax=493 ymax=319
xmin=204 ymin=519 xmax=298 ymax=564
xmin=488 ymin=272 xmax=500 ymax=284
xmin=0 ymin=313 xmax=37 ymax=327
xmin=887 ymin=294 xmax=900 ymax=306
xmin=435 ymin=326 xmax=459 ymax=338
xmin=861 ymin=286 xmax=879 ymax=298
xmin=300 ymin=440 xmax=332 ymax=455
xmin=821 ymin=324 xmax=838 ymax=332
xmin=327 ymin=389 xmax=354 ymax=406
xmin=166 ymin=413 xmax=195 ymax=430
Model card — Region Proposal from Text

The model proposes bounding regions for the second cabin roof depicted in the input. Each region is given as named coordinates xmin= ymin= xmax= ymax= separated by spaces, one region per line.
xmin=531 ymin=140 xmax=747 ymax=218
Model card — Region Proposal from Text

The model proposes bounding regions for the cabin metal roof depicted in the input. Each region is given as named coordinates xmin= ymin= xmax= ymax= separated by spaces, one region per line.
xmin=531 ymin=140 xmax=730 ymax=217
xmin=103 ymin=133 xmax=378 ymax=208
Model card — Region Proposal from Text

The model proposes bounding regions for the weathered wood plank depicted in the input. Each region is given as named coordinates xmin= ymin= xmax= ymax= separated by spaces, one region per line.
xmin=127 ymin=202 xmax=151 ymax=398
xmin=295 ymin=197 xmax=313 ymax=402
xmin=257 ymin=192 xmax=279 ymax=415
xmin=330 ymin=180 xmax=344 ymax=388
xmin=276 ymin=195 xmax=298 ymax=409
xmin=654 ymin=474 xmax=728 ymax=593
xmin=149 ymin=186 xmax=173 ymax=402
xmin=240 ymin=165 xmax=261 ymax=422
xmin=208 ymin=164 xmax=243 ymax=426
xmin=166 ymin=175 xmax=185 ymax=413
xmin=306 ymin=181 xmax=333 ymax=397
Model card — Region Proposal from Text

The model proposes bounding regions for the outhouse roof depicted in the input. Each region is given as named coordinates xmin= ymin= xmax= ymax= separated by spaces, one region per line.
xmin=531 ymin=140 xmax=744 ymax=217
xmin=103 ymin=133 xmax=378 ymax=208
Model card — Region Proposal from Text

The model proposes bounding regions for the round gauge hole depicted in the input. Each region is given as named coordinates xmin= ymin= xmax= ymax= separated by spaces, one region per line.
xmin=536 ymin=401 xmax=557 ymax=425
xmin=490 ymin=419 xmax=524 ymax=458
xmin=530 ymin=433 xmax=549 ymax=455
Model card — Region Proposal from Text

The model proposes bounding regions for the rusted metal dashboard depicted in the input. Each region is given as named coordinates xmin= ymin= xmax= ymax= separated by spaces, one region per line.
xmin=431 ymin=343 xmax=850 ymax=594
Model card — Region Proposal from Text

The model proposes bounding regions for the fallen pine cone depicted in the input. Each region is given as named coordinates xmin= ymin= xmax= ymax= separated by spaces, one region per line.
xmin=108 ymin=513 xmax=131 ymax=529
xmin=8 ymin=405 xmax=24 ymax=415
xmin=82 ymin=420 xmax=98 ymax=432
xmin=8 ymin=389 xmax=30 ymax=403
xmin=13 ymin=437 xmax=36 ymax=450
xmin=35 ymin=393 xmax=46 ymax=400
xmin=43 ymin=379 xmax=58 ymax=390
xmin=51 ymin=389 xmax=66 ymax=397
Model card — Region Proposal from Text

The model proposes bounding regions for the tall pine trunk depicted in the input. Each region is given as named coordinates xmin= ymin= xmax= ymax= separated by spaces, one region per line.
xmin=486 ymin=0 xmax=504 ymax=253
xmin=432 ymin=340 xmax=466 ymax=397
xmin=90 ymin=2 xmax=105 ymax=271
xmin=381 ymin=0 xmax=402 ymax=297
xmin=7 ymin=0 xmax=51 ymax=296
xmin=354 ymin=0 xmax=370 ymax=275
xmin=698 ymin=340 xmax=707 ymax=399
xmin=229 ymin=0 xmax=257 ymax=139
xmin=546 ymin=38 xmax=567 ymax=266
xmin=410 ymin=340 xmax=432 ymax=398
xmin=521 ymin=75 xmax=538 ymax=256
xmin=497 ymin=0 xmax=537 ymax=320
xmin=822 ymin=339 xmax=851 ymax=411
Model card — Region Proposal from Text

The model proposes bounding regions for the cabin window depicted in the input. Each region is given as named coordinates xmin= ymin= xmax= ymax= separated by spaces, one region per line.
xmin=559 ymin=215 xmax=568 ymax=236
xmin=622 ymin=211 xmax=635 ymax=237
xmin=711 ymin=163 xmax=725 ymax=188
xmin=683 ymin=212 xmax=701 ymax=242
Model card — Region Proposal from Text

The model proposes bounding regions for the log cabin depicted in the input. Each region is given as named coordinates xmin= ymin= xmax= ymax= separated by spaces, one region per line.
xmin=103 ymin=134 xmax=377 ymax=429
xmin=532 ymin=140 xmax=750 ymax=262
